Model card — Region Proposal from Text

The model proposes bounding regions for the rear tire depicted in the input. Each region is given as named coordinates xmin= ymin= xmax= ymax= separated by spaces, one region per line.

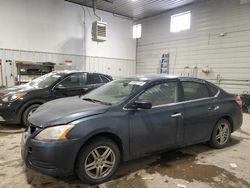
xmin=210 ymin=119 xmax=231 ymax=149
xmin=75 ymin=137 xmax=121 ymax=184
xmin=22 ymin=104 xmax=40 ymax=127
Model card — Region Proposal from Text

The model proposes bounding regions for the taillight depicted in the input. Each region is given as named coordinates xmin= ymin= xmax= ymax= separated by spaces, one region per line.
xmin=235 ymin=96 xmax=242 ymax=108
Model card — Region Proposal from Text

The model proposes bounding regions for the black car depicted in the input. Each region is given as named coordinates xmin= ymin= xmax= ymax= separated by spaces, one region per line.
xmin=0 ymin=71 xmax=112 ymax=126
xmin=21 ymin=75 xmax=242 ymax=184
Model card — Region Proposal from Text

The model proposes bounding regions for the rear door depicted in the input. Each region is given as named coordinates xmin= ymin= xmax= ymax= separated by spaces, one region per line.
xmin=181 ymin=80 xmax=217 ymax=145
xmin=129 ymin=80 xmax=184 ymax=157
xmin=85 ymin=73 xmax=104 ymax=92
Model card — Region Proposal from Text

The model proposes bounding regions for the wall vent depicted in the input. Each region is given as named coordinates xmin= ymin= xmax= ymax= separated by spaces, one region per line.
xmin=92 ymin=21 xmax=107 ymax=42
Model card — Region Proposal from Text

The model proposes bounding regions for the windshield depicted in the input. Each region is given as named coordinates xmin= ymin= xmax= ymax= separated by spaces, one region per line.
xmin=83 ymin=79 xmax=148 ymax=105
xmin=28 ymin=72 xmax=65 ymax=89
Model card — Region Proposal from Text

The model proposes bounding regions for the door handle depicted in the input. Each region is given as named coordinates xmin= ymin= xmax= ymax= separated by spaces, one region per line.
xmin=171 ymin=113 xmax=182 ymax=118
xmin=208 ymin=105 xmax=220 ymax=111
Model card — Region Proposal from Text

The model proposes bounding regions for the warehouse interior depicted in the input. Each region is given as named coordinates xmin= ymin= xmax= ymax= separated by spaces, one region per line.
xmin=0 ymin=0 xmax=250 ymax=187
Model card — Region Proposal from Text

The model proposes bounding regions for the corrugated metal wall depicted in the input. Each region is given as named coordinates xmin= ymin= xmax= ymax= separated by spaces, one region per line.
xmin=0 ymin=48 xmax=135 ymax=87
xmin=137 ymin=0 xmax=250 ymax=94
xmin=0 ymin=48 xmax=85 ymax=87
xmin=86 ymin=56 xmax=136 ymax=78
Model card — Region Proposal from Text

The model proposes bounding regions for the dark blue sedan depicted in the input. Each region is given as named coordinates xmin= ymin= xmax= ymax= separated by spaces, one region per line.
xmin=21 ymin=75 xmax=243 ymax=184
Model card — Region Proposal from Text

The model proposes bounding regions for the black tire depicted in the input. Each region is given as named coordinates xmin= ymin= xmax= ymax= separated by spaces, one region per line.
xmin=75 ymin=137 xmax=121 ymax=184
xmin=210 ymin=119 xmax=231 ymax=149
xmin=22 ymin=104 xmax=40 ymax=127
xmin=247 ymin=106 xmax=250 ymax=114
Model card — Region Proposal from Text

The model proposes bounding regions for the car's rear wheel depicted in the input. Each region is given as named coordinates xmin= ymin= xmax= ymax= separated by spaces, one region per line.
xmin=22 ymin=104 xmax=40 ymax=127
xmin=76 ymin=137 xmax=121 ymax=184
xmin=210 ymin=119 xmax=231 ymax=149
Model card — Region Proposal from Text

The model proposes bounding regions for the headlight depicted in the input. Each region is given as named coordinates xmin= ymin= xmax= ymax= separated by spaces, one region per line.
xmin=2 ymin=92 xmax=26 ymax=102
xmin=35 ymin=124 xmax=75 ymax=141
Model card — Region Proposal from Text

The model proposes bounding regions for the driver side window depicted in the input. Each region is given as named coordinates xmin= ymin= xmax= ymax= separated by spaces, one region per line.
xmin=137 ymin=81 xmax=178 ymax=107
xmin=57 ymin=73 xmax=87 ymax=88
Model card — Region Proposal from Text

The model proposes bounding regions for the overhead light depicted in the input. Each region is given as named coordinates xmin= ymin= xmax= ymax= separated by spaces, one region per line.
xmin=133 ymin=24 xmax=141 ymax=39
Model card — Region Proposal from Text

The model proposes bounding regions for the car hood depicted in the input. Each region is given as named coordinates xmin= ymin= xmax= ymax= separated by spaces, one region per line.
xmin=0 ymin=84 xmax=35 ymax=97
xmin=29 ymin=96 xmax=110 ymax=128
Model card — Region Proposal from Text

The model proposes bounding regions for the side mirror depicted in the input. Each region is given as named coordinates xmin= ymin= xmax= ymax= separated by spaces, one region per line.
xmin=55 ymin=84 xmax=66 ymax=90
xmin=133 ymin=101 xmax=152 ymax=109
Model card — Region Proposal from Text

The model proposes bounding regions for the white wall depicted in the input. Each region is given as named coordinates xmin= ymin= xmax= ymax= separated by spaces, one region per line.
xmin=0 ymin=0 xmax=136 ymax=86
xmin=137 ymin=0 xmax=250 ymax=94
xmin=0 ymin=0 xmax=136 ymax=59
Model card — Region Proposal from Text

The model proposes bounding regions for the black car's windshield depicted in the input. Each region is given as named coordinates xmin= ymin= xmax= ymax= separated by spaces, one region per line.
xmin=83 ymin=79 xmax=148 ymax=105
xmin=28 ymin=72 xmax=65 ymax=89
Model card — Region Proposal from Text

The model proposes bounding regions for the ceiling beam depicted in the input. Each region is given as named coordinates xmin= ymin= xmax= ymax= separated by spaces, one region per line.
xmin=65 ymin=0 xmax=133 ymax=20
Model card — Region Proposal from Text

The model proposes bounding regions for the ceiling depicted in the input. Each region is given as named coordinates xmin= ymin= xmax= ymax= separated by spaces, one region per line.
xmin=65 ymin=0 xmax=201 ymax=20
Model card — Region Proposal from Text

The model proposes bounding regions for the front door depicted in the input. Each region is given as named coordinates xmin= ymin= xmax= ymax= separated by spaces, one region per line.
xmin=52 ymin=73 xmax=87 ymax=98
xmin=128 ymin=81 xmax=184 ymax=157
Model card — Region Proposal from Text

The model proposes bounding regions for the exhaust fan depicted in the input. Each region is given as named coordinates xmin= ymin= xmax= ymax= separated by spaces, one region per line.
xmin=92 ymin=21 xmax=107 ymax=42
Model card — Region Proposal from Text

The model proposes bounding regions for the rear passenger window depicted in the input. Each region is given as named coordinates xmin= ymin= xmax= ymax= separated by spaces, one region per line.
xmin=208 ymin=84 xmax=219 ymax=96
xmin=182 ymin=82 xmax=209 ymax=101
xmin=100 ymin=75 xmax=110 ymax=83
xmin=87 ymin=74 xmax=102 ymax=84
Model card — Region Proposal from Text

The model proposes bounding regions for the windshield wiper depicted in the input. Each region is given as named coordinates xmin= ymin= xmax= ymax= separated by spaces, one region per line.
xmin=82 ymin=98 xmax=95 ymax=103
xmin=82 ymin=98 xmax=112 ymax=106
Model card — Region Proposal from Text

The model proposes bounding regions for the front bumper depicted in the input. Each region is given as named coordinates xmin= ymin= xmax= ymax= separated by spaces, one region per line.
xmin=0 ymin=115 xmax=5 ymax=122
xmin=0 ymin=101 xmax=20 ymax=124
xmin=21 ymin=127 xmax=82 ymax=176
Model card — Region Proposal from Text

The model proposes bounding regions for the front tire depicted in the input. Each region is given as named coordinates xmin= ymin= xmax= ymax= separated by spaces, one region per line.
xmin=22 ymin=104 xmax=40 ymax=127
xmin=210 ymin=119 xmax=231 ymax=149
xmin=75 ymin=137 xmax=121 ymax=184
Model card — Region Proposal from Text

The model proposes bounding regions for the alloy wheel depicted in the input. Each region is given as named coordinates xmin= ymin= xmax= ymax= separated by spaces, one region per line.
xmin=216 ymin=123 xmax=230 ymax=145
xmin=84 ymin=146 xmax=116 ymax=180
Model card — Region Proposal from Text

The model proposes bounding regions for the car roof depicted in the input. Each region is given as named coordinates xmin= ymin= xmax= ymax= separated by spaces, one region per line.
xmin=51 ymin=70 xmax=109 ymax=76
xmin=124 ymin=74 xmax=207 ymax=83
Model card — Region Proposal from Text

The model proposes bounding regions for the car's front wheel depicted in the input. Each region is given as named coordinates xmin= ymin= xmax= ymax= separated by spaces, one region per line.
xmin=76 ymin=137 xmax=121 ymax=184
xmin=22 ymin=104 xmax=40 ymax=127
xmin=210 ymin=119 xmax=231 ymax=149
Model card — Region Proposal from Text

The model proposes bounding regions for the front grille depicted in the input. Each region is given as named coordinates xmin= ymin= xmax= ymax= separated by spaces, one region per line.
xmin=30 ymin=126 xmax=37 ymax=134
xmin=29 ymin=124 xmax=41 ymax=135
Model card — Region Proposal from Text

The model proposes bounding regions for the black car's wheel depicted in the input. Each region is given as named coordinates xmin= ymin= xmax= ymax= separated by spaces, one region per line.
xmin=22 ymin=104 xmax=40 ymax=127
xmin=76 ymin=137 xmax=121 ymax=184
xmin=210 ymin=119 xmax=231 ymax=149
xmin=247 ymin=106 xmax=250 ymax=114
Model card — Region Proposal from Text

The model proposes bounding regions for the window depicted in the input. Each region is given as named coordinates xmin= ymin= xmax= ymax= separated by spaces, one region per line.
xmin=138 ymin=82 xmax=178 ymax=106
xmin=100 ymin=75 xmax=110 ymax=83
xmin=170 ymin=11 xmax=191 ymax=33
xmin=182 ymin=82 xmax=209 ymax=101
xmin=29 ymin=72 xmax=64 ymax=89
xmin=84 ymin=79 xmax=147 ymax=105
xmin=208 ymin=84 xmax=219 ymax=96
xmin=133 ymin=24 xmax=142 ymax=39
xmin=87 ymin=74 xmax=102 ymax=85
xmin=58 ymin=73 xmax=87 ymax=88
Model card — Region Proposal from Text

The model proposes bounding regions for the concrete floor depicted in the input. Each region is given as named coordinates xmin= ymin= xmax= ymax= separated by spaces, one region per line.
xmin=0 ymin=114 xmax=250 ymax=188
